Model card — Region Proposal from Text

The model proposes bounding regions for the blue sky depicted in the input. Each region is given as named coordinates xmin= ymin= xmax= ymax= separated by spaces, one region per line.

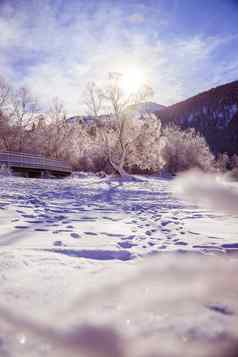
xmin=0 ymin=0 xmax=237 ymax=113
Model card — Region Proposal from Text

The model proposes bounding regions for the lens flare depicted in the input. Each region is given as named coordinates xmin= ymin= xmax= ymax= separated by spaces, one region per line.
xmin=119 ymin=66 xmax=146 ymax=95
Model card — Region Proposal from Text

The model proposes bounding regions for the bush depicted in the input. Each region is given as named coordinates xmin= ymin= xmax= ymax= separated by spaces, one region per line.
xmin=227 ymin=154 xmax=238 ymax=181
xmin=161 ymin=125 xmax=215 ymax=174
xmin=125 ymin=115 xmax=163 ymax=174
xmin=0 ymin=164 xmax=12 ymax=176
xmin=215 ymin=153 xmax=230 ymax=173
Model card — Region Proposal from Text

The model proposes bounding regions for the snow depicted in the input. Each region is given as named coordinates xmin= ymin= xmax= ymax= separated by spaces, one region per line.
xmin=125 ymin=101 xmax=166 ymax=116
xmin=0 ymin=174 xmax=238 ymax=356
xmin=187 ymin=113 xmax=194 ymax=123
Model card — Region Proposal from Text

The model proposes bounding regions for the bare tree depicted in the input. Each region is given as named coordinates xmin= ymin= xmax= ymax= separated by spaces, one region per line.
xmin=0 ymin=76 xmax=11 ymax=110
xmin=0 ymin=111 xmax=13 ymax=150
xmin=8 ymin=87 xmax=39 ymax=151
xmin=83 ymin=82 xmax=103 ymax=117
xmin=42 ymin=98 xmax=71 ymax=159
xmin=0 ymin=77 xmax=13 ymax=150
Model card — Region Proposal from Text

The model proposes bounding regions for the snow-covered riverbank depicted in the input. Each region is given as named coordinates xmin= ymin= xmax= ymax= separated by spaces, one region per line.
xmin=0 ymin=174 xmax=238 ymax=356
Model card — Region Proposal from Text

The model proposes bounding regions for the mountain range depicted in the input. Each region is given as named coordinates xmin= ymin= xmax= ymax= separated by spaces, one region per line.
xmin=156 ymin=80 xmax=238 ymax=156
xmin=126 ymin=101 xmax=166 ymax=115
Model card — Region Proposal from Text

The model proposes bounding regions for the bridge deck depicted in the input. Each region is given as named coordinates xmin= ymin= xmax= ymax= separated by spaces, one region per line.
xmin=0 ymin=152 xmax=72 ymax=175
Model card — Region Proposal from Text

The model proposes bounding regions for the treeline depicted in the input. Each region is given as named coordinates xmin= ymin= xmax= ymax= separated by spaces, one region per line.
xmin=0 ymin=75 xmax=237 ymax=177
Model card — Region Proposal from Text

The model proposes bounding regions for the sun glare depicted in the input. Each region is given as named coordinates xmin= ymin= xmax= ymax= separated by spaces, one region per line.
xmin=119 ymin=66 xmax=146 ymax=95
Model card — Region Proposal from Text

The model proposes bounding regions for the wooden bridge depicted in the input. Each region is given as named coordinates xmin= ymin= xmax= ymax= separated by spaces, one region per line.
xmin=0 ymin=152 xmax=72 ymax=178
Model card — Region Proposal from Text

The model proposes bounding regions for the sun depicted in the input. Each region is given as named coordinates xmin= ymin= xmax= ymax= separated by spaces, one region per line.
xmin=119 ymin=66 xmax=146 ymax=95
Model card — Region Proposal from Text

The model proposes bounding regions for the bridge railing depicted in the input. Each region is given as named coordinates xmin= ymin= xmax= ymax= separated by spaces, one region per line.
xmin=0 ymin=152 xmax=72 ymax=173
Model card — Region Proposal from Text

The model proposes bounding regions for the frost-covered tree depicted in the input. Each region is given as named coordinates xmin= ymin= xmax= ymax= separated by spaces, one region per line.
xmin=83 ymin=73 xmax=155 ymax=176
xmin=161 ymin=125 xmax=214 ymax=174
xmin=64 ymin=122 xmax=105 ymax=171
xmin=126 ymin=114 xmax=164 ymax=173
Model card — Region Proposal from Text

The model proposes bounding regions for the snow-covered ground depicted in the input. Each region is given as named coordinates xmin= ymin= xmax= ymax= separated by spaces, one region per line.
xmin=0 ymin=174 xmax=238 ymax=357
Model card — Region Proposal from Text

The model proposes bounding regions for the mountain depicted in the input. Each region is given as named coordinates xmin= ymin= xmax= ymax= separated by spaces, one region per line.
xmin=158 ymin=81 xmax=238 ymax=155
xmin=67 ymin=102 xmax=165 ymax=124
xmin=125 ymin=101 xmax=166 ymax=115
xmin=66 ymin=115 xmax=95 ymax=125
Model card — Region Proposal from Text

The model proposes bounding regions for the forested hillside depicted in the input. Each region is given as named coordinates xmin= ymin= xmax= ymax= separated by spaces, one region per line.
xmin=159 ymin=81 xmax=238 ymax=155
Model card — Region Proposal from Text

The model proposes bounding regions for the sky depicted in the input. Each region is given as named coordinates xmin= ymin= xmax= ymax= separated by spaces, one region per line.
xmin=0 ymin=0 xmax=238 ymax=114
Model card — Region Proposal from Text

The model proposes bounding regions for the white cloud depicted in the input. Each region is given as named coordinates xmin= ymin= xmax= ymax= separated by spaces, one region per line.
xmin=0 ymin=1 xmax=237 ymax=115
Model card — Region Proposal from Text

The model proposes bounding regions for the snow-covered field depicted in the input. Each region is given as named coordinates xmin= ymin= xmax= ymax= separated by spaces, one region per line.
xmin=0 ymin=174 xmax=238 ymax=356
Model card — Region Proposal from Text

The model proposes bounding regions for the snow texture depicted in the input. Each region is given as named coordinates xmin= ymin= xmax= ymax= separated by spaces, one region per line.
xmin=0 ymin=174 xmax=238 ymax=356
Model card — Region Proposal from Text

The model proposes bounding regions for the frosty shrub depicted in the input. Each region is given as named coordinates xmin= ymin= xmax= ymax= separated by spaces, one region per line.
xmin=230 ymin=167 xmax=238 ymax=181
xmin=213 ymin=154 xmax=238 ymax=180
xmin=125 ymin=114 xmax=163 ymax=173
xmin=0 ymin=164 xmax=12 ymax=176
xmin=65 ymin=122 xmax=113 ymax=172
xmin=228 ymin=154 xmax=238 ymax=180
xmin=215 ymin=153 xmax=230 ymax=173
xmin=161 ymin=125 xmax=215 ymax=174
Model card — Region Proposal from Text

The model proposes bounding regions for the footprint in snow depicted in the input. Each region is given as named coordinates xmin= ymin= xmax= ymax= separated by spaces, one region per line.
xmin=161 ymin=228 xmax=171 ymax=233
xmin=71 ymin=233 xmax=80 ymax=239
xmin=207 ymin=304 xmax=234 ymax=316
xmin=53 ymin=240 xmax=63 ymax=246
xmin=118 ymin=241 xmax=136 ymax=249
xmin=161 ymin=220 xmax=170 ymax=226
xmin=53 ymin=229 xmax=72 ymax=234
xmin=34 ymin=228 xmax=49 ymax=232
xmin=15 ymin=225 xmax=29 ymax=229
